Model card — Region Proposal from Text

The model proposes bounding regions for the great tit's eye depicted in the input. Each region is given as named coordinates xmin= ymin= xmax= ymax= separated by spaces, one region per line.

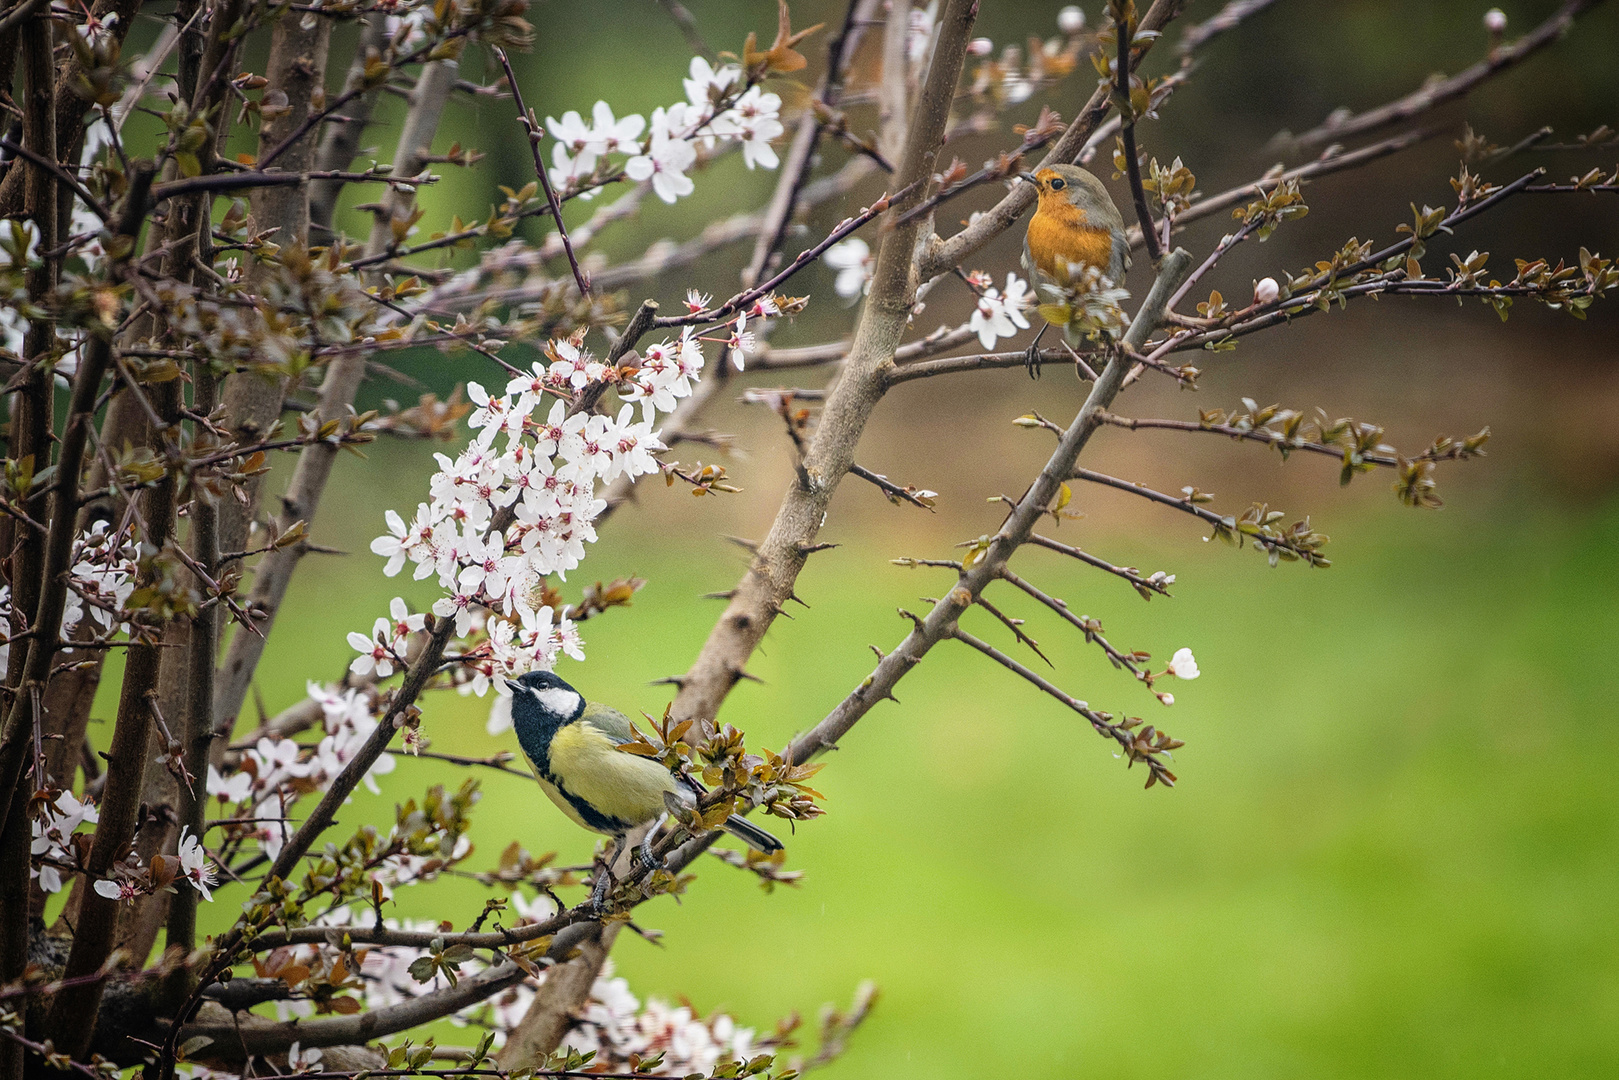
xmin=1049 ymin=177 xmax=1066 ymax=191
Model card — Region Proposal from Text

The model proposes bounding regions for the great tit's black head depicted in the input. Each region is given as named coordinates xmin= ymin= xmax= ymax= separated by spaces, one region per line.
xmin=506 ymin=670 xmax=586 ymax=726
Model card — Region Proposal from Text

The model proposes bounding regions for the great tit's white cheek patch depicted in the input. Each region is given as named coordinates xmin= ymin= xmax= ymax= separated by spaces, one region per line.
xmin=531 ymin=686 xmax=583 ymax=717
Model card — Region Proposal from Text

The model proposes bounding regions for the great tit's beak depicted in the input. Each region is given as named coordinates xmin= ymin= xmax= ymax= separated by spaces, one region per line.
xmin=504 ymin=678 xmax=522 ymax=693
xmin=1018 ymin=171 xmax=1040 ymax=185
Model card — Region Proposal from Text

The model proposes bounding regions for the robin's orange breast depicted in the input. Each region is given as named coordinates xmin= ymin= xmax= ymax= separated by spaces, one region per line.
xmin=1026 ymin=209 xmax=1116 ymax=284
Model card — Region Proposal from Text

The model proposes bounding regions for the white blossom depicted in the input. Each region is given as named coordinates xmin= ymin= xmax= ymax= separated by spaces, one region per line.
xmin=544 ymin=109 xmax=597 ymax=172
xmin=625 ymin=107 xmax=698 ymax=204
xmin=176 ymin=826 xmax=218 ymax=902
xmin=30 ymin=791 xmax=100 ymax=894
xmin=1484 ymin=8 xmax=1507 ymax=33
xmin=590 ymin=100 xmax=645 ymax=156
xmin=1168 ymin=647 xmax=1200 ymax=680
xmin=1057 ymin=5 xmax=1087 ymax=34
xmin=207 ymin=764 xmax=253 ymax=804
xmin=721 ymin=86 xmax=784 ymax=170
xmin=825 ymin=237 xmax=873 ymax=299
xmin=286 ymin=1043 xmax=323 ymax=1073
xmin=968 ymin=273 xmax=1033 ymax=349
xmin=682 ymin=56 xmax=740 ymax=109
xmin=907 ymin=0 xmax=940 ymax=64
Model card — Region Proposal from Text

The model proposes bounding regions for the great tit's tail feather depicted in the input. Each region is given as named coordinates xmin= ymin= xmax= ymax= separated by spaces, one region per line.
xmin=721 ymin=815 xmax=783 ymax=855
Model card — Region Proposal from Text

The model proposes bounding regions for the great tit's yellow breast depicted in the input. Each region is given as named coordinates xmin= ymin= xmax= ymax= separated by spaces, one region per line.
xmin=544 ymin=720 xmax=678 ymax=833
xmin=1026 ymin=199 xmax=1117 ymax=284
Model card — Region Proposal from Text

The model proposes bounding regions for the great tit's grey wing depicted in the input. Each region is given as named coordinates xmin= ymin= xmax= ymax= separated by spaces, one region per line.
xmin=579 ymin=701 xmax=638 ymax=745
xmin=667 ymin=770 xmax=781 ymax=853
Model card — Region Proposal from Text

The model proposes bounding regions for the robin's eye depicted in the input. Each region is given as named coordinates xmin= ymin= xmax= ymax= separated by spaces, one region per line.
xmin=1049 ymin=177 xmax=1066 ymax=190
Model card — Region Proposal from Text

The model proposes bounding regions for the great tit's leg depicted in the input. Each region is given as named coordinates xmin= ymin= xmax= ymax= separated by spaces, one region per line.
xmin=589 ymin=837 xmax=621 ymax=913
xmin=633 ymin=814 xmax=668 ymax=874
xmin=1024 ymin=325 xmax=1048 ymax=379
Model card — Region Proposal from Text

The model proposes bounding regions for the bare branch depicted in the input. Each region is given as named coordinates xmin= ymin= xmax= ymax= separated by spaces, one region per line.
xmin=1178 ymin=0 xmax=1284 ymax=55
xmin=786 ymin=249 xmax=1194 ymax=765
xmin=214 ymin=56 xmax=459 ymax=743
xmin=949 ymin=626 xmax=1176 ymax=786
xmin=1282 ymin=0 xmax=1602 ymax=154
xmin=1070 ymin=468 xmax=1329 ymax=565
xmin=670 ymin=0 xmax=982 ymax=725
xmin=1116 ymin=5 xmax=1164 ymax=264
xmin=1024 ymin=533 xmax=1173 ymax=600
xmin=494 ymin=46 xmax=589 ymax=297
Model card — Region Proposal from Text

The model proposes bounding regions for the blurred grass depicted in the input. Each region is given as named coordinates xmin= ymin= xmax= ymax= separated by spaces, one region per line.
xmin=201 ymin=464 xmax=1619 ymax=1079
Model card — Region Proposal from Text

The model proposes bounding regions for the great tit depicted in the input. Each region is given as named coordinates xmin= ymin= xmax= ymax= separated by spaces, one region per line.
xmin=504 ymin=670 xmax=783 ymax=899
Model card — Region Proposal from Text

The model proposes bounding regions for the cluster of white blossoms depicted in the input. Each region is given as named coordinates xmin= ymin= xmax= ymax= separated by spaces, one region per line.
xmin=547 ymin=57 xmax=785 ymax=204
xmin=0 ymin=522 xmax=138 ymax=677
xmin=358 ymin=328 xmax=710 ymax=696
xmin=560 ymin=962 xmax=764 ymax=1075
xmin=289 ymin=899 xmax=762 ymax=1069
xmin=465 ymin=949 xmax=767 ymax=1068
xmin=30 ymin=791 xmax=100 ymax=894
xmin=206 ymin=683 xmax=398 ymax=858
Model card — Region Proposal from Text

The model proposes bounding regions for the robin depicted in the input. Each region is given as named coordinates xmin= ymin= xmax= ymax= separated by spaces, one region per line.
xmin=1018 ymin=164 xmax=1131 ymax=377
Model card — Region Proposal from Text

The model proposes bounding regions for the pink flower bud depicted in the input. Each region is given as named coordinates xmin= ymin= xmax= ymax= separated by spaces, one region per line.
xmin=1483 ymin=8 xmax=1507 ymax=33
xmin=1254 ymin=277 xmax=1280 ymax=305
xmin=968 ymin=37 xmax=993 ymax=56
xmin=1057 ymin=5 xmax=1086 ymax=34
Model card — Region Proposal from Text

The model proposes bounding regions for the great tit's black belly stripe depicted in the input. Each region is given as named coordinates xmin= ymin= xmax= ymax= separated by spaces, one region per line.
xmin=541 ymin=763 xmax=632 ymax=834
xmin=514 ymin=724 xmax=632 ymax=833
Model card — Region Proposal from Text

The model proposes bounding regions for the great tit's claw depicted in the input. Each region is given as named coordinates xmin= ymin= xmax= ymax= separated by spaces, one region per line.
xmin=588 ymin=864 xmax=614 ymax=914
xmin=1024 ymin=341 xmax=1042 ymax=380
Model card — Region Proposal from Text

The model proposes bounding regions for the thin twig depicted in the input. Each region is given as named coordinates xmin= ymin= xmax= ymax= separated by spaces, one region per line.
xmin=1284 ymin=0 xmax=1602 ymax=153
xmin=493 ymin=46 xmax=589 ymax=297
xmin=1116 ymin=6 xmax=1163 ymax=263
xmin=1025 ymin=533 xmax=1173 ymax=599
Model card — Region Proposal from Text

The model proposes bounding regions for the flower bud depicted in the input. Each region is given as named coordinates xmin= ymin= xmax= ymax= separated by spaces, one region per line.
xmin=1057 ymin=5 xmax=1086 ymax=34
xmin=1483 ymin=7 xmax=1507 ymax=33
xmin=968 ymin=37 xmax=993 ymax=56
xmin=1253 ymin=276 xmax=1280 ymax=305
xmin=1157 ymin=692 xmax=1175 ymax=706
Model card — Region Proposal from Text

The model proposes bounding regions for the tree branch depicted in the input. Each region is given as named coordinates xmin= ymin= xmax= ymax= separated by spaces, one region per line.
xmin=1116 ymin=4 xmax=1163 ymax=264
xmin=668 ymin=0 xmax=980 ymax=726
xmin=1282 ymin=0 xmax=1602 ymax=154
xmin=494 ymin=46 xmax=589 ymax=297
xmin=785 ymin=249 xmax=1193 ymax=765
xmin=213 ymin=57 xmax=458 ymax=744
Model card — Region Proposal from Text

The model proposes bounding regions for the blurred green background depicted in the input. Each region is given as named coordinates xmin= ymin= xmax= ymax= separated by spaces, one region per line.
xmin=130 ymin=0 xmax=1619 ymax=1076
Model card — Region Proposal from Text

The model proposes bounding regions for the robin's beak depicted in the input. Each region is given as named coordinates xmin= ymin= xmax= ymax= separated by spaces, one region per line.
xmin=1018 ymin=171 xmax=1040 ymax=185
